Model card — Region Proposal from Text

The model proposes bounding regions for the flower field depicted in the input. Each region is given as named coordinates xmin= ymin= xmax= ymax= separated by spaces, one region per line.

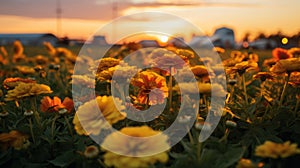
xmin=1 ymin=41 xmax=300 ymax=168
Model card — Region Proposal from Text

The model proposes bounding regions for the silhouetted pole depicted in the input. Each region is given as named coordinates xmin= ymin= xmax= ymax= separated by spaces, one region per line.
xmin=56 ymin=0 xmax=62 ymax=37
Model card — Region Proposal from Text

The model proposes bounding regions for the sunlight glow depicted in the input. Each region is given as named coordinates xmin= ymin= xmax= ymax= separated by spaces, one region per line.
xmin=159 ymin=35 xmax=169 ymax=43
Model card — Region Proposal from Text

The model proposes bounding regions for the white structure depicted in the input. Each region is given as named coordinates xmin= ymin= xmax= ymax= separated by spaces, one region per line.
xmin=248 ymin=39 xmax=277 ymax=49
xmin=92 ymin=35 xmax=108 ymax=45
xmin=0 ymin=33 xmax=58 ymax=46
xmin=189 ymin=27 xmax=236 ymax=48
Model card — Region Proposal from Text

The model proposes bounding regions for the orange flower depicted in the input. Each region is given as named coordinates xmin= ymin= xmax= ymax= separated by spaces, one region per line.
xmin=131 ymin=71 xmax=168 ymax=105
xmin=3 ymin=77 xmax=36 ymax=90
xmin=40 ymin=96 xmax=74 ymax=113
xmin=272 ymin=48 xmax=292 ymax=61
xmin=0 ymin=130 xmax=30 ymax=150
xmin=191 ymin=65 xmax=210 ymax=78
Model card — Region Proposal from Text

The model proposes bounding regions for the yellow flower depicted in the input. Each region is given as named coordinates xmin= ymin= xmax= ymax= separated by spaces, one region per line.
xmin=0 ymin=46 xmax=8 ymax=57
xmin=102 ymin=126 xmax=169 ymax=168
xmin=96 ymin=67 xmax=115 ymax=82
xmin=33 ymin=55 xmax=49 ymax=65
xmin=0 ymin=130 xmax=30 ymax=150
xmin=73 ymin=96 xmax=126 ymax=136
xmin=270 ymin=58 xmax=300 ymax=74
xmin=84 ymin=145 xmax=99 ymax=159
xmin=5 ymin=83 xmax=52 ymax=101
xmin=226 ymin=61 xmax=258 ymax=75
xmin=263 ymin=58 xmax=277 ymax=67
xmin=14 ymin=66 xmax=35 ymax=75
xmin=288 ymin=47 xmax=300 ymax=58
xmin=91 ymin=57 xmax=120 ymax=74
xmin=213 ymin=47 xmax=225 ymax=54
xmin=289 ymin=72 xmax=300 ymax=86
xmin=3 ymin=77 xmax=36 ymax=90
xmin=198 ymin=83 xmax=211 ymax=94
xmin=236 ymin=159 xmax=257 ymax=168
xmin=97 ymin=63 xmax=138 ymax=82
xmin=253 ymin=72 xmax=275 ymax=81
xmin=13 ymin=40 xmax=24 ymax=57
xmin=255 ymin=141 xmax=300 ymax=159
xmin=248 ymin=53 xmax=259 ymax=63
xmin=174 ymin=48 xmax=195 ymax=62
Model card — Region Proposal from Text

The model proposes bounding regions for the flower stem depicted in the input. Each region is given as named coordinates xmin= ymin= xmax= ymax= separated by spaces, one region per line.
xmin=168 ymin=67 xmax=173 ymax=111
xmin=51 ymin=114 xmax=59 ymax=140
xmin=64 ymin=115 xmax=74 ymax=138
xmin=30 ymin=97 xmax=42 ymax=129
xmin=186 ymin=125 xmax=194 ymax=144
xmin=97 ymin=159 xmax=108 ymax=168
xmin=196 ymin=142 xmax=202 ymax=161
xmin=294 ymin=96 xmax=299 ymax=115
xmin=28 ymin=117 xmax=36 ymax=144
xmin=279 ymin=73 xmax=290 ymax=106
xmin=242 ymin=73 xmax=248 ymax=105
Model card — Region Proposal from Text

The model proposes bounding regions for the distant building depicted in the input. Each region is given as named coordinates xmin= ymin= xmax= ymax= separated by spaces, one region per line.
xmin=248 ymin=39 xmax=277 ymax=49
xmin=92 ymin=35 xmax=108 ymax=45
xmin=0 ymin=33 xmax=58 ymax=46
xmin=168 ymin=37 xmax=188 ymax=48
xmin=139 ymin=40 xmax=160 ymax=48
xmin=189 ymin=27 xmax=236 ymax=48
xmin=189 ymin=36 xmax=212 ymax=48
xmin=211 ymin=27 xmax=235 ymax=48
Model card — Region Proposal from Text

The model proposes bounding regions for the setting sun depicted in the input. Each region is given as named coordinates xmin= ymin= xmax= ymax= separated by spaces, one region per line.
xmin=159 ymin=35 xmax=169 ymax=43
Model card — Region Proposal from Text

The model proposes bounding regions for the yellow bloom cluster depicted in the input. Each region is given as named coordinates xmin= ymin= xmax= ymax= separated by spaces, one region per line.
xmin=255 ymin=141 xmax=300 ymax=159
xmin=73 ymin=96 xmax=126 ymax=135
xmin=102 ymin=126 xmax=169 ymax=168
xmin=5 ymin=83 xmax=52 ymax=101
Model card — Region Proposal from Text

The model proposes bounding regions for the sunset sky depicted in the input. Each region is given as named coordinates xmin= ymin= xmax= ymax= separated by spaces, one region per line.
xmin=0 ymin=0 xmax=299 ymax=43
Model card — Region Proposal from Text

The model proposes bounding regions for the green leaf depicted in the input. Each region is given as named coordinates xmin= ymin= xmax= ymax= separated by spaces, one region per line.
xmin=48 ymin=150 xmax=75 ymax=167
xmin=0 ymin=148 xmax=12 ymax=166
xmin=216 ymin=146 xmax=245 ymax=168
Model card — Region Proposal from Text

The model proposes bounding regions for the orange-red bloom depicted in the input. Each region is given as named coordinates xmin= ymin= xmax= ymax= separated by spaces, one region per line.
xmin=40 ymin=96 xmax=74 ymax=113
xmin=272 ymin=48 xmax=292 ymax=61
xmin=131 ymin=71 xmax=168 ymax=105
